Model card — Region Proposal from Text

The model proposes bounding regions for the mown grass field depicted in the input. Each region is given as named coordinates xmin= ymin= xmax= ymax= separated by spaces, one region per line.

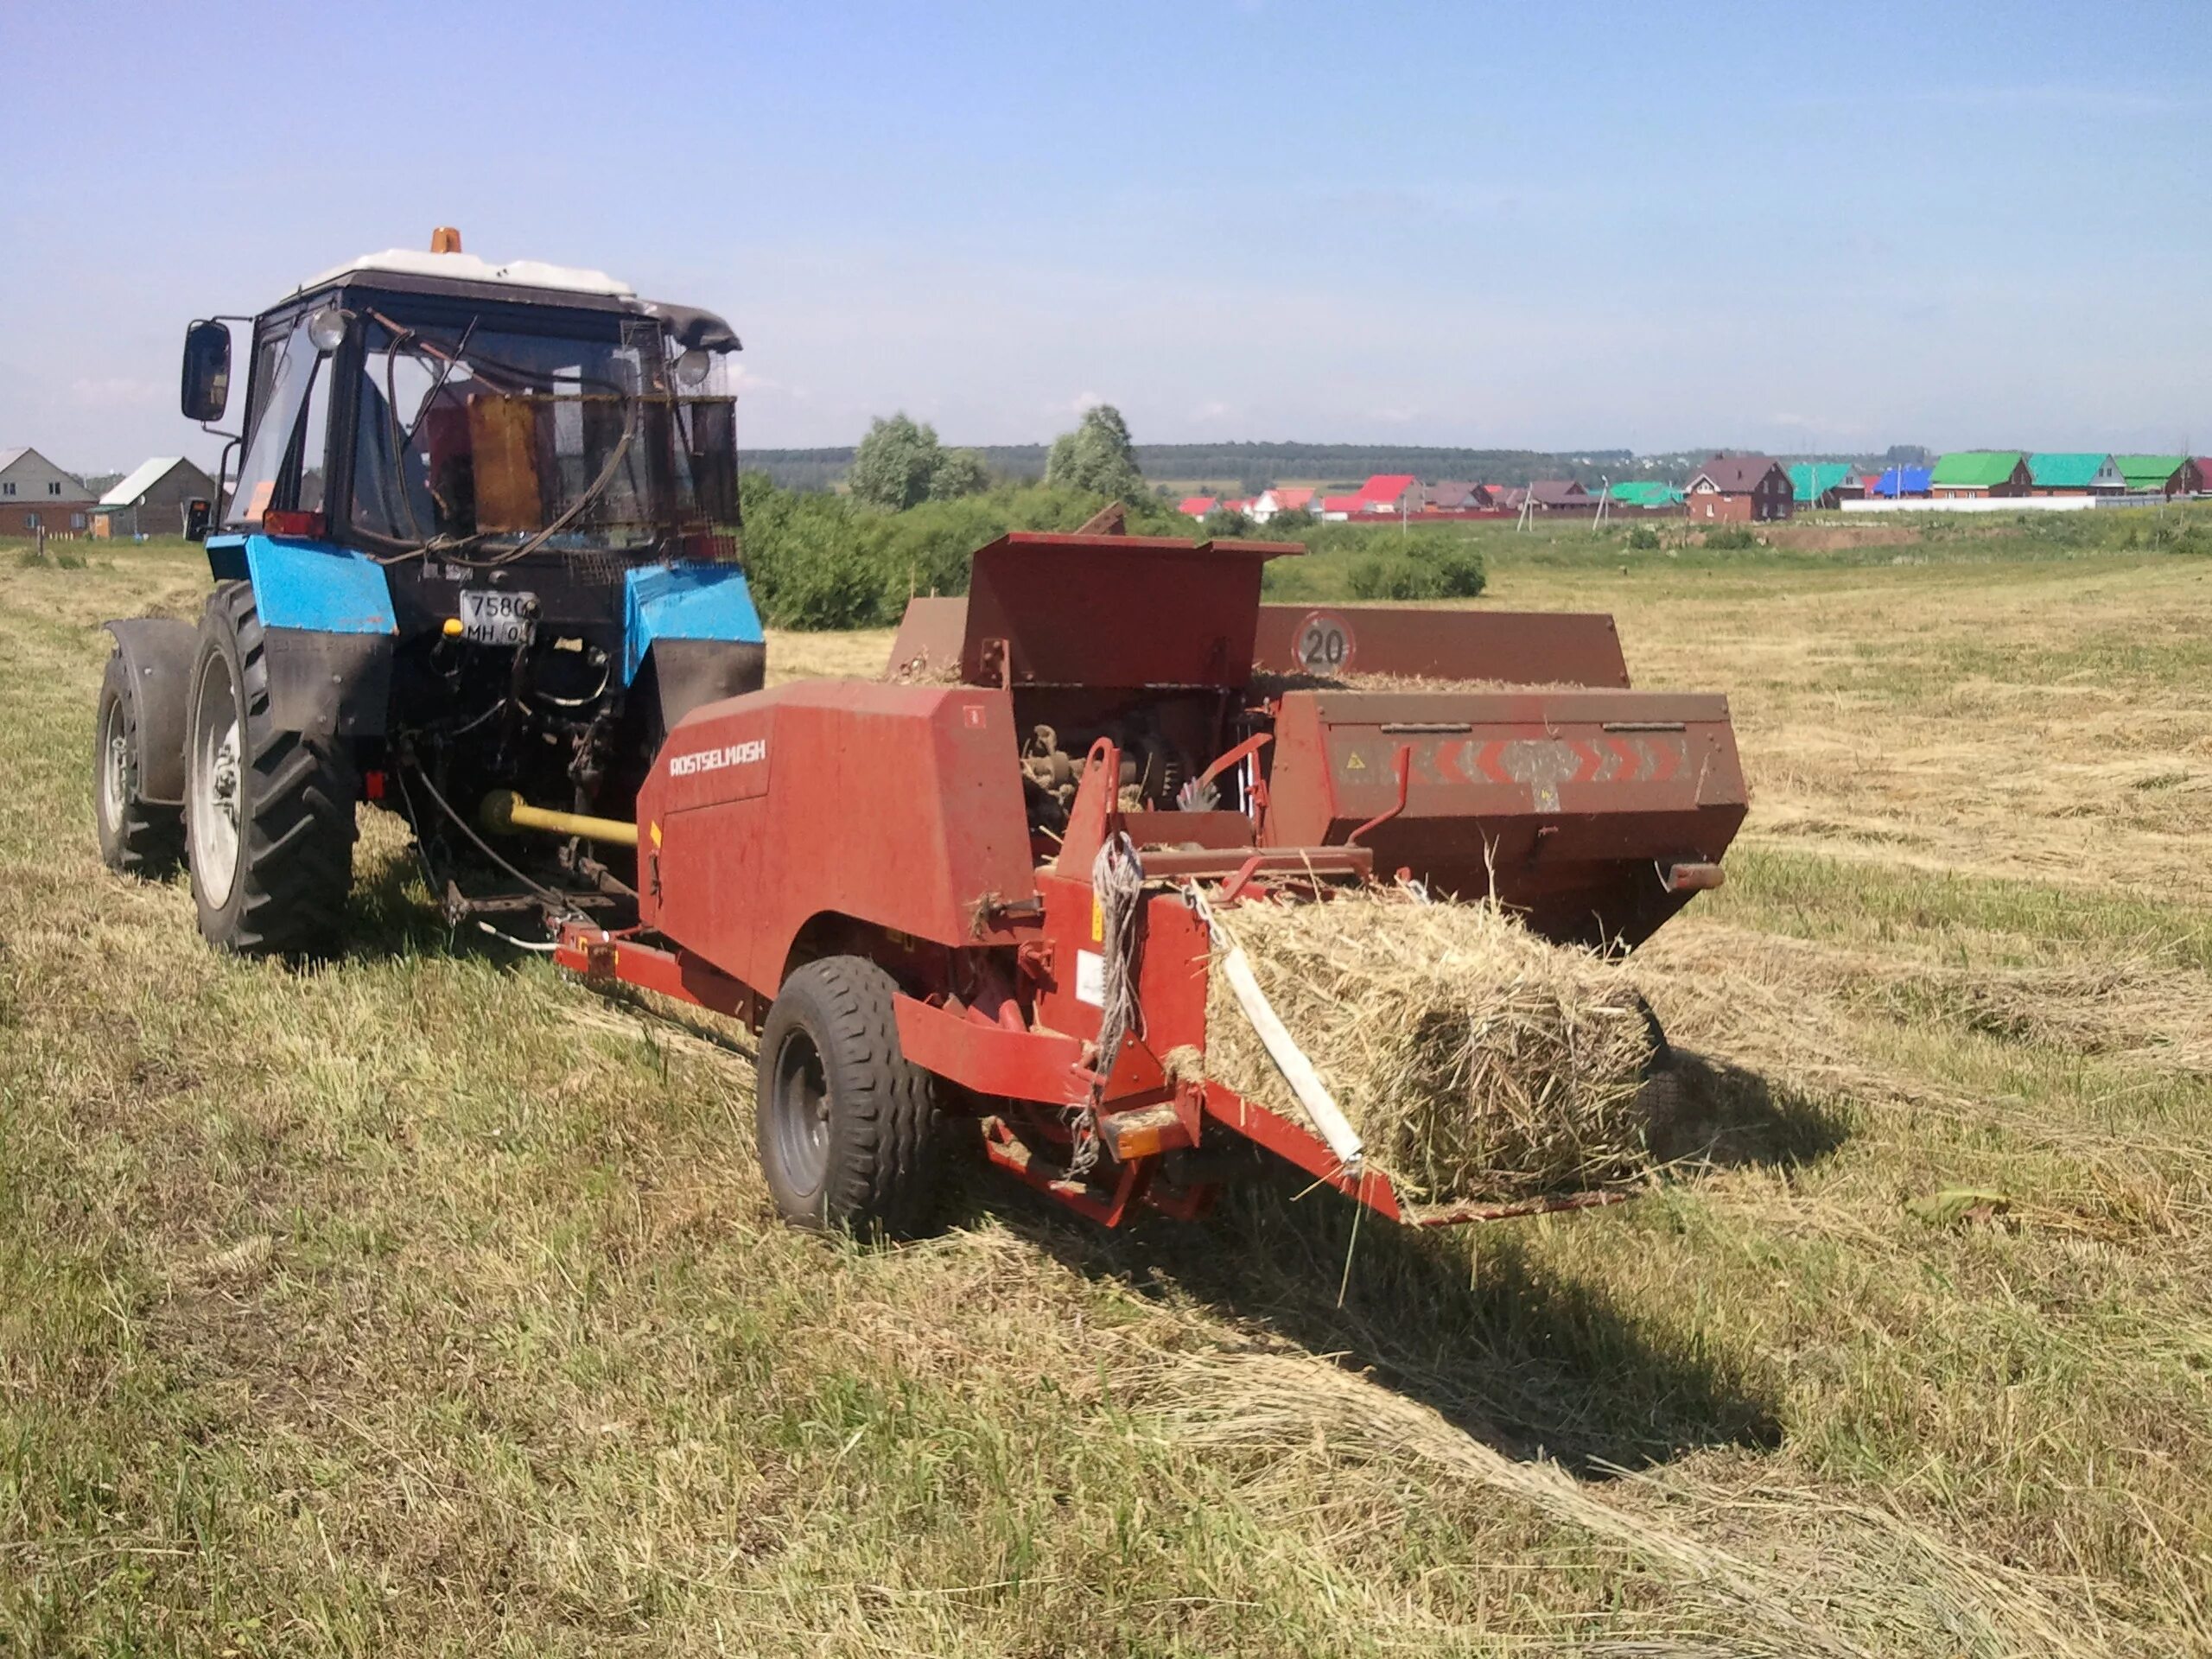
xmin=3 ymin=528 xmax=2210 ymax=1656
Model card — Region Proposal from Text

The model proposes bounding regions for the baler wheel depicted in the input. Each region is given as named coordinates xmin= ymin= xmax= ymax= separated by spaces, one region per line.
xmin=756 ymin=956 xmax=943 ymax=1238
xmin=185 ymin=582 xmax=359 ymax=959
xmin=94 ymin=652 xmax=184 ymax=879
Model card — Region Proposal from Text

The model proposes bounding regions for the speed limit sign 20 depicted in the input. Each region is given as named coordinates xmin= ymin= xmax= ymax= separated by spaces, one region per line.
xmin=1292 ymin=610 xmax=1356 ymax=675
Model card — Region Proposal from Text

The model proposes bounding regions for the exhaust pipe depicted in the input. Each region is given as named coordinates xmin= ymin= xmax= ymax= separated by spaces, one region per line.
xmin=479 ymin=790 xmax=639 ymax=848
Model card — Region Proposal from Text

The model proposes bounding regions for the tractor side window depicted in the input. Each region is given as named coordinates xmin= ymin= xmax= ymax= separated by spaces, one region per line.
xmin=225 ymin=317 xmax=329 ymax=528
xmin=288 ymin=355 xmax=334 ymax=515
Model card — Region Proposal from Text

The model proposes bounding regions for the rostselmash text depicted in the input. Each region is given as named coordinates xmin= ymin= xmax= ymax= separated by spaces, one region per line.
xmin=667 ymin=739 xmax=768 ymax=778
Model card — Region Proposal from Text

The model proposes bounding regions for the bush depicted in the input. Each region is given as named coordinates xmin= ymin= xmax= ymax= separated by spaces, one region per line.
xmin=1198 ymin=506 xmax=1255 ymax=539
xmin=1626 ymin=525 xmax=1661 ymax=550
xmin=736 ymin=475 xmax=1200 ymax=630
xmin=1429 ymin=546 xmax=1487 ymax=596
xmin=1345 ymin=545 xmax=1488 ymax=601
xmin=1703 ymin=525 xmax=1758 ymax=550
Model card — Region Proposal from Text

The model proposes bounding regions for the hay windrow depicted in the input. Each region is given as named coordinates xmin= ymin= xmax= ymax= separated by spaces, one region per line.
xmin=1200 ymin=889 xmax=1656 ymax=1202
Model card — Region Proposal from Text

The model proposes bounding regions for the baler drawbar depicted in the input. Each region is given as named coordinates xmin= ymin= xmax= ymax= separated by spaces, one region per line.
xmin=538 ymin=531 xmax=1748 ymax=1236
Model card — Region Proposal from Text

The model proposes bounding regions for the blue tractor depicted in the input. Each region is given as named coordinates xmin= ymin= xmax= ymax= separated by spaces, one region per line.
xmin=93 ymin=234 xmax=766 ymax=955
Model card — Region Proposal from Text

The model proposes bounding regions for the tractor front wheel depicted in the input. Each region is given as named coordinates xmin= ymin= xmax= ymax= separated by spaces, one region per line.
xmin=185 ymin=582 xmax=358 ymax=958
xmin=755 ymin=956 xmax=943 ymax=1237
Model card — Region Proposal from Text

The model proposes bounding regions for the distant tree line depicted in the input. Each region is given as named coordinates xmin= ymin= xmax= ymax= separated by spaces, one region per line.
xmin=745 ymin=439 xmax=1937 ymax=496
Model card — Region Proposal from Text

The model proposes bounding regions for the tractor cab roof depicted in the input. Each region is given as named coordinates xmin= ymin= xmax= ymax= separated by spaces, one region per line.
xmin=276 ymin=248 xmax=741 ymax=351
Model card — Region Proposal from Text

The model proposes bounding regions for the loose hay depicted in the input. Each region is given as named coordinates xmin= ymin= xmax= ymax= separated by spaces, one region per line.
xmin=1200 ymin=888 xmax=1657 ymax=1202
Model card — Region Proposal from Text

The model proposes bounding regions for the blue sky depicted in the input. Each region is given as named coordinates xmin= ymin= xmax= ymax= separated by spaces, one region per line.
xmin=4 ymin=0 xmax=2209 ymax=472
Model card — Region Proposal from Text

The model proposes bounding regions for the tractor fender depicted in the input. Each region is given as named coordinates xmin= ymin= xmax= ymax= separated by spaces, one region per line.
xmin=99 ymin=618 xmax=197 ymax=805
xmin=204 ymin=533 xmax=398 ymax=737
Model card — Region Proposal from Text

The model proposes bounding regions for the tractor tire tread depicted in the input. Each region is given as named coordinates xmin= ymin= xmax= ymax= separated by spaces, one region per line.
xmin=95 ymin=652 xmax=184 ymax=878
xmin=192 ymin=582 xmax=357 ymax=958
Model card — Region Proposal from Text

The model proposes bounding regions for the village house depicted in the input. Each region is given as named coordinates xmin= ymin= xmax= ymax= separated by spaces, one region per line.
xmin=0 ymin=446 xmax=95 ymax=537
xmin=93 ymin=456 xmax=219 ymax=539
xmin=1685 ymin=454 xmax=1792 ymax=523
xmin=1249 ymin=486 xmax=1315 ymax=523
xmin=1608 ymin=480 xmax=1685 ymax=512
xmin=1929 ymin=452 xmax=2032 ymax=498
xmin=1423 ymin=480 xmax=1493 ymax=511
xmin=2113 ymin=455 xmax=2200 ymax=497
xmin=1527 ymin=479 xmax=1597 ymax=514
xmin=1869 ymin=465 xmax=1934 ymax=499
xmin=1350 ymin=474 xmax=1423 ymax=515
xmin=1788 ymin=463 xmax=1861 ymax=510
xmin=2026 ymin=454 xmax=2123 ymax=495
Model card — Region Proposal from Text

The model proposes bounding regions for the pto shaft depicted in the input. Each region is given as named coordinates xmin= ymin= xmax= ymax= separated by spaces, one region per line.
xmin=479 ymin=790 xmax=639 ymax=847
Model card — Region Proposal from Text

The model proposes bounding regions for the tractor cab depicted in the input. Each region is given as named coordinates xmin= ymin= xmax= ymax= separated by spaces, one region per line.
xmin=186 ymin=241 xmax=744 ymax=565
xmin=93 ymin=233 xmax=766 ymax=958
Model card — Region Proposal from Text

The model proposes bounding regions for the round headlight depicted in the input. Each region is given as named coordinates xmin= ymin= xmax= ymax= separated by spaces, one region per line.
xmin=675 ymin=347 xmax=713 ymax=387
xmin=307 ymin=306 xmax=352 ymax=353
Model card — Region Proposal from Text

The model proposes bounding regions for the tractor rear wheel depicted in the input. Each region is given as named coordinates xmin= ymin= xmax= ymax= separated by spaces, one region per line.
xmin=185 ymin=582 xmax=359 ymax=958
xmin=755 ymin=955 xmax=943 ymax=1237
xmin=94 ymin=651 xmax=184 ymax=878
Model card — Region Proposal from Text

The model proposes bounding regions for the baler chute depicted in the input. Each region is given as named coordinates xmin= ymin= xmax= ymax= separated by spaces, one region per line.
xmin=552 ymin=531 xmax=1748 ymax=1235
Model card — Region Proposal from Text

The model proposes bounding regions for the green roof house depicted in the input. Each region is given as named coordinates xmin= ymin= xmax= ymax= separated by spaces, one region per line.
xmin=2113 ymin=455 xmax=2201 ymax=497
xmin=2026 ymin=453 xmax=2122 ymax=494
xmin=1929 ymin=451 xmax=2031 ymax=498
xmin=1607 ymin=480 xmax=1685 ymax=510
xmin=1787 ymin=462 xmax=1860 ymax=508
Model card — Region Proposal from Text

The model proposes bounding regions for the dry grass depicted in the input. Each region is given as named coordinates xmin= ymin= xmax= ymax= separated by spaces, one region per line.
xmin=1515 ymin=550 xmax=2212 ymax=902
xmin=1199 ymin=891 xmax=1656 ymax=1201
xmin=4 ymin=536 xmax=2212 ymax=1655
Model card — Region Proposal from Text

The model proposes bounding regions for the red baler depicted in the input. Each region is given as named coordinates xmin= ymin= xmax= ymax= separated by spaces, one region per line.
xmin=548 ymin=532 xmax=1746 ymax=1234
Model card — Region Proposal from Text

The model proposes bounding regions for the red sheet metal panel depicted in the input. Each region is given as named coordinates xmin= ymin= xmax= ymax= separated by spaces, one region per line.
xmin=886 ymin=595 xmax=969 ymax=680
xmin=1262 ymin=688 xmax=1747 ymax=946
xmin=1255 ymin=605 xmax=1630 ymax=686
xmin=1026 ymin=872 xmax=1212 ymax=1107
xmin=638 ymin=680 xmax=1038 ymax=993
xmin=960 ymin=532 xmax=1300 ymax=688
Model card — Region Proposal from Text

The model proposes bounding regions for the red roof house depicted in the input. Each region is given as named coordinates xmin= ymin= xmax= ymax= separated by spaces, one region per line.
xmin=1253 ymin=486 xmax=1315 ymax=520
xmin=1352 ymin=474 xmax=1422 ymax=513
xmin=1177 ymin=495 xmax=1218 ymax=518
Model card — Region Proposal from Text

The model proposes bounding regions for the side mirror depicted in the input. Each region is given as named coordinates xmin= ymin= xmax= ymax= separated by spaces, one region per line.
xmin=181 ymin=321 xmax=231 ymax=423
xmin=183 ymin=498 xmax=212 ymax=543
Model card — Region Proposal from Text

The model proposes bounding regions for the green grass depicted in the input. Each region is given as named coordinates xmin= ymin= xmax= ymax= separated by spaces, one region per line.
xmin=3 ymin=534 xmax=2212 ymax=1653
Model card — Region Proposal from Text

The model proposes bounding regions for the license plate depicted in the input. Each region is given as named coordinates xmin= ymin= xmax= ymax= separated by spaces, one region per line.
xmin=459 ymin=588 xmax=535 ymax=645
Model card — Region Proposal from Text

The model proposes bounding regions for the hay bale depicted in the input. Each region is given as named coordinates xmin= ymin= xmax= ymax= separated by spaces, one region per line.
xmin=1201 ymin=889 xmax=1656 ymax=1203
